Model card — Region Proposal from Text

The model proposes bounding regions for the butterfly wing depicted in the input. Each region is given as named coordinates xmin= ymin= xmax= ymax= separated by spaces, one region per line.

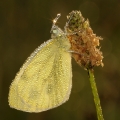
xmin=8 ymin=38 xmax=72 ymax=112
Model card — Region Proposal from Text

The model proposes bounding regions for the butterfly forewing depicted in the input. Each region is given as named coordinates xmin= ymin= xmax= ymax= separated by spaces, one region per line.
xmin=9 ymin=37 xmax=72 ymax=112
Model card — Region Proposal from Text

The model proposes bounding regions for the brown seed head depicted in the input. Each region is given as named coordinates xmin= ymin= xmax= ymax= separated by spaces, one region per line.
xmin=66 ymin=11 xmax=104 ymax=69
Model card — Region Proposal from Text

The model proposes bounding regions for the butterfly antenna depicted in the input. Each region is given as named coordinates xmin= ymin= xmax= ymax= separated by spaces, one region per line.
xmin=51 ymin=13 xmax=61 ymax=33
xmin=65 ymin=12 xmax=74 ymax=31
xmin=53 ymin=13 xmax=61 ymax=25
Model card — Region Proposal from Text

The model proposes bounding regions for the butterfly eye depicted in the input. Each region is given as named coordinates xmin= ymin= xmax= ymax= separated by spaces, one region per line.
xmin=51 ymin=26 xmax=59 ymax=38
xmin=52 ymin=28 xmax=58 ymax=34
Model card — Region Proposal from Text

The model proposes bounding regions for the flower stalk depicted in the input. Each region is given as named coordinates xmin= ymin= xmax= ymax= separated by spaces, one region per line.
xmin=88 ymin=69 xmax=104 ymax=120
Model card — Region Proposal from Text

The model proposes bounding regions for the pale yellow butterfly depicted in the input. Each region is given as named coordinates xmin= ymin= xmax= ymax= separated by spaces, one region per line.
xmin=8 ymin=14 xmax=72 ymax=112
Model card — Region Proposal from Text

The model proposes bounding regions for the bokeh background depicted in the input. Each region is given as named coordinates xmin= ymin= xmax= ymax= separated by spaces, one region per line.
xmin=1 ymin=0 xmax=120 ymax=120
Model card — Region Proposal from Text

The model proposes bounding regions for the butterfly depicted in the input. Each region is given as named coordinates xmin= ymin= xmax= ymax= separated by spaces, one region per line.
xmin=8 ymin=13 xmax=73 ymax=112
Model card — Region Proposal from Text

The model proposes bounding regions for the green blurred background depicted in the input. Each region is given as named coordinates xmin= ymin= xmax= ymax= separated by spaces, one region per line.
xmin=1 ymin=0 xmax=120 ymax=120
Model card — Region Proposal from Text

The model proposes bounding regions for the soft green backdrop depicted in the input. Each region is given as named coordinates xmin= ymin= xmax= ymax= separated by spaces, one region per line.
xmin=1 ymin=0 xmax=120 ymax=120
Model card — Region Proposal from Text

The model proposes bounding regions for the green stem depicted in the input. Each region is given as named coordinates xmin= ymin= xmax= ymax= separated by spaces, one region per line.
xmin=88 ymin=69 xmax=104 ymax=120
